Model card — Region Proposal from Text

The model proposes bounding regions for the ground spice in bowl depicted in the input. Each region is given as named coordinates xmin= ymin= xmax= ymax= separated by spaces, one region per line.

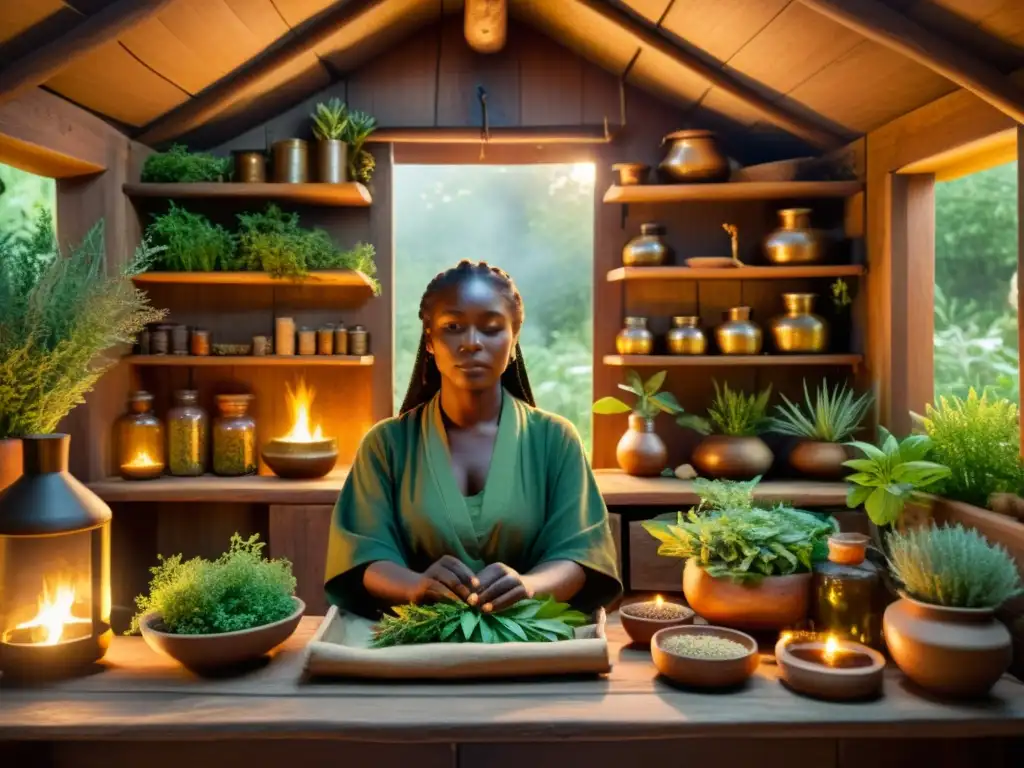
xmin=622 ymin=602 xmax=692 ymax=621
xmin=661 ymin=633 xmax=749 ymax=660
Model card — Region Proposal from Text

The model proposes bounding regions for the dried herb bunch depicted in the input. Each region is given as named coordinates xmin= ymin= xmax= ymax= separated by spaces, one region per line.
xmin=141 ymin=144 xmax=232 ymax=183
xmin=0 ymin=210 xmax=166 ymax=438
xmin=371 ymin=596 xmax=588 ymax=647
xmin=146 ymin=202 xmax=238 ymax=272
xmin=770 ymin=379 xmax=873 ymax=442
xmin=677 ymin=380 xmax=772 ymax=436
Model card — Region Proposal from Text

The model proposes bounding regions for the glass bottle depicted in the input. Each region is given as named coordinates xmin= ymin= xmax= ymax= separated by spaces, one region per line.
xmin=212 ymin=395 xmax=257 ymax=477
xmin=812 ymin=533 xmax=884 ymax=649
xmin=167 ymin=389 xmax=208 ymax=477
xmin=116 ymin=391 xmax=165 ymax=480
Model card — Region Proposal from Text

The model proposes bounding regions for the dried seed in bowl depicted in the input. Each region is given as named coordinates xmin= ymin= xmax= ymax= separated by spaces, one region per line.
xmin=662 ymin=634 xmax=748 ymax=660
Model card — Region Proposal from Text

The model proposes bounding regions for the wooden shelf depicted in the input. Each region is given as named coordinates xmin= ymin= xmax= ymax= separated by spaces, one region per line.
xmin=123 ymin=182 xmax=372 ymax=207
xmin=127 ymin=355 xmax=374 ymax=367
xmin=86 ymin=469 xmax=847 ymax=507
xmin=607 ymin=265 xmax=865 ymax=282
xmin=133 ymin=270 xmax=375 ymax=289
xmin=604 ymin=354 xmax=862 ymax=367
xmin=603 ymin=180 xmax=863 ymax=204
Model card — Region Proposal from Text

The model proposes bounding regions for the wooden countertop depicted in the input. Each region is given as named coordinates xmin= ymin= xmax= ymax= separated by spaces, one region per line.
xmin=87 ymin=470 xmax=849 ymax=507
xmin=2 ymin=615 xmax=1022 ymax=742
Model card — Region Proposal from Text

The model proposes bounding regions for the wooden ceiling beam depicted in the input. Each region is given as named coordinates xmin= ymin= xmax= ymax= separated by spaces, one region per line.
xmin=572 ymin=0 xmax=848 ymax=149
xmin=798 ymin=0 xmax=1024 ymax=125
xmin=134 ymin=0 xmax=391 ymax=147
xmin=0 ymin=0 xmax=180 ymax=104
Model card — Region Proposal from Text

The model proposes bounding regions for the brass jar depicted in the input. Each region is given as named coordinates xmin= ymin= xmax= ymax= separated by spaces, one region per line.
xmin=692 ymin=435 xmax=774 ymax=480
xmin=765 ymin=208 xmax=823 ymax=264
xmin=616 ymin=317 xmax=654 ymax=355
xmin=616 ymin=414 xmax=667 ymax=477
xmin=770 ymin=293 xmax=827 ymax=353
xmin=715 ymin=307 xmax=762 ymax=355
xmin=315 ymin=139 xmax=348 ymax=184
xmin=233 ymin=150 xmax=266 ymax=183
xmin=666 ymin=316 xmax=706 ymax=355
xmin=622 ymin=223 xmax=672 ymax=267
xmin=612 ymin=162 xmax=649 ymax=186
xmin=658 ymin=130 xmax=729 ymax=183
xmin=272 ymin=139 xmax=309 ymax=183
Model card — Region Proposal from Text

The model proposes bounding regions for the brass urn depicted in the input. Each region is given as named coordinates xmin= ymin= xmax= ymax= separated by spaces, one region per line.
xmin=616 ymin=414 xmax=667 ymax=477
xmin=658 ymin=130 xmax=729 ymax=183
xmin=666 ymin=316 xmax=706 ymax=355
xmin=616 ymin=317 xmax=654 ymax=355
xmin=622 ymin=223 xmax=672 ymax=267
xmin=770 ymin=293 xmax=827 ymax=353
xmin=692 ymin=435 xmax=774 ymax=480
xmin=765 ymin=208 xmax=823 ymax=264
xmin=715 ymin=307 xmax=762 ymax=355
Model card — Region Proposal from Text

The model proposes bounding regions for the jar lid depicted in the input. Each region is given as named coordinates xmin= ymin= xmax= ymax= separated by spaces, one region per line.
xmin=352 ymin=324 xmax=366 ymax=331
xmin=129 ymin=390 xmax=153 ymax=402
xmin=640 ymin=223 xmax=665 ymax=235
xmin=672 ymin=315 xmax=699 ymax=325
xmin=624 ymin=316 xmax=648 ymax=326
xmin=173 ymin=389 xmax=199 ymax=403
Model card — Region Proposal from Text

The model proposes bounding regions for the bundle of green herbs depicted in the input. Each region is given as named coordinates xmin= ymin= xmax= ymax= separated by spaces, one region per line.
xmin=676 ymin=380 xmax=772 ymax=436
xmin=371 ymin=596 xmax=588 ymax=647
xmin=141 ymin=144 xmax=232 ymax=183
xmin=129 ymin=533 xmax=297 ymax=635
xmin=145 ymin=202 xmax=238 ymax=272
xmin=0 ymin=210 xmax=166 ymax=438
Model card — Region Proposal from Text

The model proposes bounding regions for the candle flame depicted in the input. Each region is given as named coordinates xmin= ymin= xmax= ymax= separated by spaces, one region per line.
xmin=12 ymin=580 xmax=91 ymax=646
xmin=655 ymin=595 xmax=664 ymax=607
xmin=823 ymin=635 xmax=840 ymax=666
xmin=122 ymin=450 xmax=160 ymax=469
xmin=279 ymin=378 xmax=325 ymax=442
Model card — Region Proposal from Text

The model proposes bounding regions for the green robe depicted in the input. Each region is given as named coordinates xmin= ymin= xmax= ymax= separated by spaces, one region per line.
xmin=325 ymin=391 xmax=622 ymax=616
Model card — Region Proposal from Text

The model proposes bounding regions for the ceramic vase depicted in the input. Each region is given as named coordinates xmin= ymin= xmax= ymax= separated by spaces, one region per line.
xmin=683 ymin=559 xmax=811 ymax=630
xmin=789 ymin=440 xmax=848 ymax=479
xmin=691 ymin=435 xmax=773 ymax=480
xmin=616 ymin=414 xmax=666 ymax=477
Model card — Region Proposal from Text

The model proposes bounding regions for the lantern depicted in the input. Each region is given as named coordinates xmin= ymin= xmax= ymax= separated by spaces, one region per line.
xmin=0 ymin=435 xmax=112 ymax=677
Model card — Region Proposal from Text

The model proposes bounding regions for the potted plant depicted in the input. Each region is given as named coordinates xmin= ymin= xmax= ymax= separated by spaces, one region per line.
xmin=0 ymin=210 xmax=166 ymax=492
xmin=311 ymin=98 xmax=349 ymax=184
xmin=642 ymin=477 xmax=837 ymax=629
xmin=883 ymin=524 xmax=1021 ymax=697
xmin=140 ymin=144 xmax=232 ymax=183
xmin=343 ymin=109 xmax=378 ymax=184
xmin=131 ymin=533 xmax=304 ymax=672
xmin=592 ymin=369 xmax=681 ymax=476
xmin=677 ymin=381 xmax=773 ymax=479
xmin=770 ymin=379 xmax=873 ymax=479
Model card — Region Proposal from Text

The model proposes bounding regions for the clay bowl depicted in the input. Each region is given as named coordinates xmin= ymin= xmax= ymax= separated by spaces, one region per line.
xmin=686 ymin=257 xmax=737 ymax=269
xmin=612 ymin=162 xmax=650 ymax=185
xmin=651 ymin=625 xmax=760 ymax=690
xmin=775 ymin=638 xmax=885 ymax=701
xmin=619 ymin=600 xmax=695 ymax=645
xmin=261 ymin=437 xmax=338 ymax=479
xmin=140 ymin=597 xmax=305 ymax=673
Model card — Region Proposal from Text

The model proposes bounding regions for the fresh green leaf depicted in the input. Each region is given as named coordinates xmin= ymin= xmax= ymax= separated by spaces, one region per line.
xmin=461 ymin=609 xmax=480 ymax=640
xmin=592 ymin=396 xmax=632 ymax=415
xmin=644 ymin=370 xmax=667 ymax=395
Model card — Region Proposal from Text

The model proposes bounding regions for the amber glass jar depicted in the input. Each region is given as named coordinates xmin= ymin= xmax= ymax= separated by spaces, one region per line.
xmin=213 ymin=395 xmax=257 ymax=477
xmin=167 ymin=390 xmax=208 ymax=477
xmin=117 ymin=391 xmax=165 ymax=480
xmin=812 ymin=533 xmax=884 ymax=649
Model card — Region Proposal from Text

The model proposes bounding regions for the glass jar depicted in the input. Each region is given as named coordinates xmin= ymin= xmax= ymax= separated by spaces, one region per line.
xmin=812 ymin=533 xmax=884 ymax=649
xmin=167 ymin=389 xmax=208 ymax=477
xmin=116 ymin=391 xmax=165 ymax=480
xmin=615 ymin=317 xmax=653 ymax=355
xmin=212 ymin=395 xmax=257 ymax=477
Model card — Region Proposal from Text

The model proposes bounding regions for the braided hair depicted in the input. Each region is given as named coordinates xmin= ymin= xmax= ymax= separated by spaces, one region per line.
xmin=399 ymin=260 xmax=536 ymax=415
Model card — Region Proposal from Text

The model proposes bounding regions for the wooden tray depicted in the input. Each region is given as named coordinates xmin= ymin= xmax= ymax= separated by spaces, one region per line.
xmin=303 ymin=606 xmax=611 ymax=680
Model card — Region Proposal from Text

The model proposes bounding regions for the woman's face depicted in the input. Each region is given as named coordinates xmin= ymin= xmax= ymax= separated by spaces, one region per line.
xmin=425 ymin=275 xmax=517 ymax=392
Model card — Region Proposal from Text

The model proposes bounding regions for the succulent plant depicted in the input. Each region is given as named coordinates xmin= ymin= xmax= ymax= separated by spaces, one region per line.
xmin=311 ymin=98 xmax=349 ymax=141
xmin=770 ymin=379 xmax=873 ymax=443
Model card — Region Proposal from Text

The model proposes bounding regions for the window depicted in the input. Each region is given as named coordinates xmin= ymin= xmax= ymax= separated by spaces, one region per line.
xmin=0 ymin=162 xmax=56 ymax=242
xmin=393 ymin=163 xmax=596 ymax=448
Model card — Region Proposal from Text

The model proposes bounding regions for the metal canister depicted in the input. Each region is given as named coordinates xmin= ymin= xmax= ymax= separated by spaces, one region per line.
xmin=234 ymin=150 xmax=266 ymax=183
xmin=317 ymin=325 xmax=334 ymax=355
xmin=151 ymin=324 xmax=171 ymax=355
xmin=349 ymin=325 xmax=369 ymax=356
xmin=171 ymin=324 xmax=190 ymax=355
xmin=298 ymin=327 xmax=317 ymax=356
xmin=333 ymin=324 xmax=349 ymax=355
xmin=272 ymin=139 xmax=308 ymax=183
xmin=191 ymin=328 xmax=211 ymax=356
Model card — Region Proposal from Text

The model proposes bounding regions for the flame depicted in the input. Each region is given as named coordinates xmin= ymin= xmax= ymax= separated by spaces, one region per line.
xmin=279 ymin=378 xmax=325 ymax=443
xmin=654 ymin=595 xmax=664 ymax=608
xmin=122 ymin=450 xmax=160 ymax=469
xmin=13 ymin=580 xmax=91 ymax=646
xmin=823 ymin=635 xmax=840 ymax=666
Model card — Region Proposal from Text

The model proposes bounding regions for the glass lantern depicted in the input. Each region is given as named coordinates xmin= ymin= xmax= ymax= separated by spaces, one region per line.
xmin=116 ymin=391 xmax=165 ymax=480
xmin=0 ymin=435 xmax=112 ymax=678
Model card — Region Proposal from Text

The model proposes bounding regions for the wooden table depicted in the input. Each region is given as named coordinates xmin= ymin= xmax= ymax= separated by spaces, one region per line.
xmin=2 ymin=616 xmax=1023 ymax=768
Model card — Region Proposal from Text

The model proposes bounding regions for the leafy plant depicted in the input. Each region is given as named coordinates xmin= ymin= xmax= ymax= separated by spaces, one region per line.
xmin=917 ymin=389 xmax=1024 ymax=508
xmin=770 ymin=379 xmax=873 ymax=442
xmin=311 ymin=98 xmax=350 ymax=141
xmin=831 ymin=278 xmax=852 ymax=310
xmin=690 ymin=476 xmax=759 ymax=514
xmin=141 ymin=144 xmax=232 ymax=183
xmin=370 ymin=596 xmax=588 ymax=647
xmin=129 ymin=533 xmax=297 ymax=635
xmin=676 ymin=380 xmax=771 ymax=436
xmin=145 ymin=203 xmax=238 ymax=272
xmin=0 ymin=210 xmax=166 ymax=439
xmin=886 ymin=524 xmax=1022 ymax=609
xmin=843 ymin=427 xmax=951 ymax=526
xmin=592 ymin=369 xmax=681 ymax=420
xmin=343 ymin=109 xmax=378 ymax=183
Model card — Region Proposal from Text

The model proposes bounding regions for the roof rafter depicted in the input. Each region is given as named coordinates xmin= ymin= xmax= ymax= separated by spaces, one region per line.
xmin=0 ymin=0 xmax=180 ymax=104
xmin=798 ymin=0 xmax=1024 ymax=125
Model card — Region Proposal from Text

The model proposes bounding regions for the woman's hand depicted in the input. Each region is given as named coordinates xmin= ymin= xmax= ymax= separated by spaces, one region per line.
xmin=412 ymin=555 xmax=479 ymax=604
xmin=470 ymin=562 xmax=535 ymax=613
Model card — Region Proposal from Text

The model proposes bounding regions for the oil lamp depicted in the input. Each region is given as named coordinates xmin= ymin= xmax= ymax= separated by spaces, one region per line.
xmin=116 ymin=390 xmax=165 ymax=480
xmin=261 ymin=377 xmax=338 ymax=479
xmin=774 ymin=631 xmax=885 ymax=701
xmin=0 ymin=435 xmax=112 ymax=677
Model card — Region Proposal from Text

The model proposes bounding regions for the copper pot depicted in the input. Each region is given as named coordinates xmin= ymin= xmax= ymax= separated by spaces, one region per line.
xmin=683 ymin=559 xmax=811 ymax=631
xmin=233 ymin=150 xmax=266 ymax=183
xmin=658 ymin=130 xmax=729 ymax=183
xmin=272 ymin=139 xmax=309 ymax=183
xmin=789 ymin=440 xmax=849 ymax=479
xmin=616 ymin=317 xmax=654 ymax=355
xmin=616 ymin=414 xmax=667 ymax=477
xmin=612 ymin=162 xmax=650 ymax=186
xmin=770 ymin=293 xmax=827 ymax=353
xmin=692 ymin=434 xmax=773 ymax=479
xmin=666 ymin=316 xmax=706 ymax=355
xmin=765 ymin=208 xmax=823 ymax=264
xmin=622 ymin=223 xmax=672 ymax=267
xmin=716 ymin=306 xmax=762 ymax=355
xmin=315 ymin=139 xmax=348 ymax=184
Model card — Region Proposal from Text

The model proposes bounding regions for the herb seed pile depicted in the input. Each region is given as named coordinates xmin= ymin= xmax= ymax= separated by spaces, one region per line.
xmin=662 ymin=634 xmax=748 ymax=660
xmin=624 ymin=602 xmax=691 ymax=620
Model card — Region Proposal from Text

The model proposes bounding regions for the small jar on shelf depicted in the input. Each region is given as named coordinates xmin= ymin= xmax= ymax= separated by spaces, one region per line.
xmin=349 ymin=325 xmax=369 ymax=356
xmin=213 ymin=395 xmax=257 ymax=477
xmin=116 ymin=391 xmax=165 ymax=481
xmin=167 ymin=389 xmax=208 ymax=477
xmin=666 ymin=316 xmax=706 ymax=355
xmin=616 ymin=317 xmax=653 ymax=355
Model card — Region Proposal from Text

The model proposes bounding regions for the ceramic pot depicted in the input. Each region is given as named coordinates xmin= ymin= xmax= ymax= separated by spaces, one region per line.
xmin=790 ymin=440 xmax=848 ymax=479
xmin=0 ymin=437 xmax=23 ymax=494
xmin=658 ymin=130 xmax=729 ymax=183
xmin=616 ymin=414 xmax=666 ymax=477
xmin=683 ymin=559 xmax=811 ymax=630
xmin=612 ymin=162 xmax=650 ymax=186
xmin=765 ymin=208 xmax=823 ymax=264
xmin=141 ymin=597 xmax=305 ymax=673
xmin=771 ymin=293 xmax=827 ymax=353
xmin=691 ymin=435 xmax=773 ymax=480
xmin=622 ymin=223 xmax=672 ymax=267
xmin=666 ymin=316 xmax=706 ymax=355
xmin=883 ymin=593 xmax=1012 ymax=698
xmin=615 ymin=317 xmax=654 ymax=355
xmin=716 ymin=306 xmax=762 ymax=355
xmin=315 ymin=139 xmax=348 ymax=183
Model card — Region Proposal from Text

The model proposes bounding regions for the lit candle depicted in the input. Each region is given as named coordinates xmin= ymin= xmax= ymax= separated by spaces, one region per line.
xmin=774 ymin=632 xmax=886 ymax=701
xmin=122 ymin=450 xmax=160 ymax=469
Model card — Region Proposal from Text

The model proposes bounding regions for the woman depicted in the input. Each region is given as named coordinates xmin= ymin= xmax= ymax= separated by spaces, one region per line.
xmin=325 ymin=260 xmax=621 ymax=617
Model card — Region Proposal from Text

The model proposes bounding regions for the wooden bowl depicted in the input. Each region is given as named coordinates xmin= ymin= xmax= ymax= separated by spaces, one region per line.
xmin=619 ymin=601 xmax=695 ymax=645
xmin=140 ymin=597 xmax=305 ymax=672
xmin=775 ymin=638 xmax=885 ymax=701
xmin=651 ymin=625 xmax=760 ymax=689
xmin=261 ymin=437 xmax=338 ymax=479
xmin=686 ymin=257 xmax=737 ymax=269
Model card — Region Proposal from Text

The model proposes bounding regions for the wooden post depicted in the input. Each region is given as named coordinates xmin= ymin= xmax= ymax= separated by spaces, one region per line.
xmin=1018 ymin=126 xmax=1024 ymax=453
